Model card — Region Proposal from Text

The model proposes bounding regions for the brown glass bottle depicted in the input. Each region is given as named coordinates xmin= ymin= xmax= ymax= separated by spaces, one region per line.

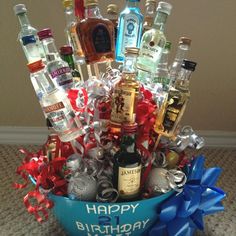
xmin=76 ymin=0 xmax=115 ymax=64
xmin=113 ymin=123 xmax=142 ymax=201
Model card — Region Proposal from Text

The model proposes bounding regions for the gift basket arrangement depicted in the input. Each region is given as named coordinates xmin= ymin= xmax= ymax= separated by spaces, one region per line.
xmin=13 ymin=0 xmax=226 ymax=235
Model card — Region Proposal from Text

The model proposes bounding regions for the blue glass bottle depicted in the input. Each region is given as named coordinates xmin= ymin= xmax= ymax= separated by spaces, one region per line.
xmin=116 ymin=0 xmax=143 ymax=62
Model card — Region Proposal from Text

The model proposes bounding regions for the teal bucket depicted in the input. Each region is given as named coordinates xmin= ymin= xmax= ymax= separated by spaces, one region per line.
xmin=48 ymin=191 xmax=173 ymax=236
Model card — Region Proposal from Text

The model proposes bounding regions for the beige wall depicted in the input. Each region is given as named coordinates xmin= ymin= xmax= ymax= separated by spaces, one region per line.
xmin=0 ymin=0 xmax=235 ymax=131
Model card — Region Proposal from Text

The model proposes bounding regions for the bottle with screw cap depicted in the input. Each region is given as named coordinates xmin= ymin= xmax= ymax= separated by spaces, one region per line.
xmin=38 ymin=28 xmax=74 ymax=92
xmin=110 ymin=47 xmax=140 ymax=131
xmin=76 ymin=0 xmax=115 ymax=64
xmin=107 ymin=4 xmax=119 ymax=43
xmin=169 ymin=37 xmax=192 ymax=84
xmin=62 ymin=0 xmax=84 ymax=63
xmin=137 ymin=2 xmax=172 ymax=75
xmin=154 ymin=59 xmax=197 ymax=138
xmin=143 ymin=0 xmax=157 ymax=33
xmin=115 ymin=0 xmax=143 ymax=62
xmin=27 ymin=60 xmax=84 ymax=142
xmin=13 ymin=4 xmax=46 ymax=62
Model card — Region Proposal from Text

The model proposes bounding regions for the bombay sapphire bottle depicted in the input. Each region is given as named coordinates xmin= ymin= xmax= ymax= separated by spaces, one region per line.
xmin=115 ymin=0 xmax=143 ymax=62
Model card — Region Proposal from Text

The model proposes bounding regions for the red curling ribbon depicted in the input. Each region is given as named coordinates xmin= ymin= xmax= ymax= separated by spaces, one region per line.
xmin=67 ymin=88 xmax=88 ymax=113
xmin=24 ymin=190 xmax=53 ymax=223
xmin=74 ymin=0 xmax=85 ymax=19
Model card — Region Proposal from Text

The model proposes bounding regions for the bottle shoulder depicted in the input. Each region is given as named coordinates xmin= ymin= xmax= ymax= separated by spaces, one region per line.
xmin=119 ymin=8 xmax=143 ymax=20
xmin=115 ymin=151 xmax=141 ymax=167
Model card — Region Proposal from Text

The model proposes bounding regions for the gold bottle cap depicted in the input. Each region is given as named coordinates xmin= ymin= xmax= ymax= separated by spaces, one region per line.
xmin=62 ymin=0 xmax=73 ymax=8
xmin=179 ymin=37 xmax=192 ymax=46
xmin=107 ymin=4 xmax=118 ymax=14
xmin=145 ymin=0 xmax=156 ymax=7
xmin=125 ymin=47 xmax=139 ymax=55
xmin=84 ymin=0 xmax=98 ymax=7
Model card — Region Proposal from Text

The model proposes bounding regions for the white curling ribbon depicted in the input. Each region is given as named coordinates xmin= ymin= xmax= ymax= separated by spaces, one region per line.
xmin=167 ymin=169 xmax=187 ymax=192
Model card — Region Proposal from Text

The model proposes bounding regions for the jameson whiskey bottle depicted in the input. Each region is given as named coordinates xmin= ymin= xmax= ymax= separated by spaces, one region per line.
xmin=38 ymin=28 xmax=74 ymax=92
xmin=76 ymin=0 xmax=115 ymax=64
xmin=169 ymin=37 xmax=192 ymax=84
xmin=107 ymin=4 xmax=119 ymax=43
xmin=113 ymin=123 xmax=142 ymax=201
xmin=137 ymin=2 xmax=172 ymax=74
xmin=60 ymin=45 xmax=81 ymax=84
xmin=154 ymin=60 xmax=197 ymax=138
xmin=115 ymin=0 xmax=143 ymax=62
xmin=62 ymin=0 xmax=84 ymax=62
xmin=143 ymin=0 xmax=157 ymax=33
xmin=110 ymin=48 xmax=140 ymax=132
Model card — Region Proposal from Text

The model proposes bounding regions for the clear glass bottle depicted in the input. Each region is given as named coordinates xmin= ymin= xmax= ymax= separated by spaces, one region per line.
xmin=169 ymin=37 xmax=192 ymax=84
xmin=143 ymin=0 xmax=157 ymax=33
xmin=154 ymin=60 xmax=197 ymax=138
xmin=21 ymin=35 xmax=42 ymax=63
xmin=110 ymin=48 xmax=140 ymax=132
xmin=137 ymin=2 xmax=172 ymax=74
xmin=152 ymin=41 xmax=171 ymax=92
xmin=107 ymin=4 xmax=119 ymax=43
xmin=62 ymin=0 xmax=84 ymax=63
xmin=113 ymin=123 xmax=142 ymax=201
xmin=76 ymin=0 xmax=115 ymax=64
xmin=13 ymin=4 xmax=46 ymax=62
xmin=27 ymin=60 xmax=84 ymax=142
xmin=60 ymin=45 xmax=81 ymax=84
xmin=38 ymin=28 xmax=74 ymax=92
xmin=115 ymin=0 xmax=143 ymax=62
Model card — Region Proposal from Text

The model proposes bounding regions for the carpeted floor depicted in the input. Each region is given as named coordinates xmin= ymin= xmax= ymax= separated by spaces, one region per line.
xmin=0 ymin=144 xmax=235 ymax=236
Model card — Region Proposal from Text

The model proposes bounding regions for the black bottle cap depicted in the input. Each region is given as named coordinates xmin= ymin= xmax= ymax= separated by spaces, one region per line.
xmin=181 ymin=59 xmax=197 ymax=71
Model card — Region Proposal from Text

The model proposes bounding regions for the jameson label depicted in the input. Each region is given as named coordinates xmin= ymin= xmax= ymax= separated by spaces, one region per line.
xmin=122 ymin=14 xmax=139 ymax=54
xmin=118 ymin=166 xmax=141 ymax=198
xmin=111 ymin=88 xmax=135 ymax=123
xmin=92 ymin=25 xmax=111 ymax=53
xmin=43 ymin=102 xmax=69 ymax=132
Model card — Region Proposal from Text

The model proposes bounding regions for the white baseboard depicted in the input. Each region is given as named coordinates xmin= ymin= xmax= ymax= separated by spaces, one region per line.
xmin=0 ymin=126 xmax=235 ymax=147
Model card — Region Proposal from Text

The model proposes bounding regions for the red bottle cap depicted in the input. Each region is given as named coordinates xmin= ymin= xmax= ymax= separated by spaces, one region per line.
xmin=60 ymin=45 xmax=73 ymax=55
xmin=27 ymin=60 xmax=45 ymax=73
xmin=37 ymin=28 xmax=53 ymax=41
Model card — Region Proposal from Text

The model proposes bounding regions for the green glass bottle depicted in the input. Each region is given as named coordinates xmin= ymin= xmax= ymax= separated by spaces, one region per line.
xmin=113 ymin=123 xmax=142 ymax=201
xmin=137 ymin=2 xmax=172 ymax=74
xmin=60 ymin=45 xmax=81 ymax=84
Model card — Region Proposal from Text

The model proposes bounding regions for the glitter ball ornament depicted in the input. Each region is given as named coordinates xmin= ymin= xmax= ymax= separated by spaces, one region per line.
xmin=68 ymin=173 xmax=97 ymax=201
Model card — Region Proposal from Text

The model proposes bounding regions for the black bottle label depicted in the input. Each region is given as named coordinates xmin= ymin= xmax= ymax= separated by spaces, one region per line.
xmin=92 ymin=24 xmax=111 ymax=53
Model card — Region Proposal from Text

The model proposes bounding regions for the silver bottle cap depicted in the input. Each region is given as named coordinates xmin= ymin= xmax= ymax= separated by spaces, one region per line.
xmin=157 ymin=2 xmax=172 ymax=15
xmin=13 ymin=4 xmax=27 ymax=15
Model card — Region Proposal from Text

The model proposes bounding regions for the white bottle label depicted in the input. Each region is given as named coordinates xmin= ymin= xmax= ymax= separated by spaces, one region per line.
xmin=122 ymin=14 xmax=139 ymax=54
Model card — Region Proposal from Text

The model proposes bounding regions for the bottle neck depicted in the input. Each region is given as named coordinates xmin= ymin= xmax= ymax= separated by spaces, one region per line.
xmin=85 ymin=5 xmax=102 ymax=19
xmin=41 ymin=38 xmax=60 ymax=61
xmin=17 ymin=13 xmax=30 ymax=27
xmin=120 ymin=133 xmax=136 ymax=153
xmin=174 ymin=44 xmax=190 ymax=63
xmin=64 ymin=6 xmax=76 ymax=25
xmin=126 ymin=0 xmax=139 ymax=9
xmin=123 ymin=54 xmax=138 ymax=74
xmin=61 ymin=54 xmax=76 ymax=70
xmin=174 ymin=68 xmax=193 ymax=91
xmin=153 ymin=11 xmax=168 ymax=31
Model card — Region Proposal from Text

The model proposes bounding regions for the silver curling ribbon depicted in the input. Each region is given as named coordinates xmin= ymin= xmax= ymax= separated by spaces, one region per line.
xmin=167 ymin=169 xmax=187 ymax=192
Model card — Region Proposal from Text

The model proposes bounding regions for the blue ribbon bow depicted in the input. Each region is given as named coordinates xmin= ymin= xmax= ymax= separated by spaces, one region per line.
xmin=149 ymin=155 xmax=226 ymax=236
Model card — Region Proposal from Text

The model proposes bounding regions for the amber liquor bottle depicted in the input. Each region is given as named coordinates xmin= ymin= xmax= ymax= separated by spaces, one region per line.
xmin=113 ymin=123 xmax=142 ymax=201
xmin=110 ymin=47 xmax=140 ymax=133
xmin=76 ymin=0 xmax=115 ymax=64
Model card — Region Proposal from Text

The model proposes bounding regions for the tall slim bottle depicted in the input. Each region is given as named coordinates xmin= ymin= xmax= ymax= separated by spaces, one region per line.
xmin=115 ymin=0 xmax=143 ymax=62
xmin=38 ymin=28 xmax=74 ymax=92
xmin=143 ymin=0 xmax=157 ymax=33
xmin=107 ymin=4 xmax=119 ymax=43
xmin=13 ymin=4 xmax=46 ymax=62
xmin=169 ymin=37 xmax=192 ymax=83
xmin=137 ymin=2 xmax=172 ymax=74
xmin=113 ymin=123 xmax=142 ymax=201
xmin=27 ymin=60 xmax=84 ymax=142
xmin=110 ymin=48 xmax=140 ymax=132
xmin=62 ymin=0 xmax=84 ymax=63
xmin=76 ymin=0 xmax=115 ymax=64
xmin=154 ymin=60 xmax=197 ymax=138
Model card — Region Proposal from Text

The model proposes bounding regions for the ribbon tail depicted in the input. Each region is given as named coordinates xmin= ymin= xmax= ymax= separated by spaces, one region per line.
xmin=191 ymin=209 xmax=204 ymax=230
xmin=203 ymin=202 xmax=225 ymax=215
xmin=201 ymin=168 xmax=222 ymax=186
xmin=168 ymin=218 xmax=195 ymax=236
xmin=187 ymin=156 xmax=205 ymax=181
xmin=148 ymin=221 xmax=168 ymax=236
